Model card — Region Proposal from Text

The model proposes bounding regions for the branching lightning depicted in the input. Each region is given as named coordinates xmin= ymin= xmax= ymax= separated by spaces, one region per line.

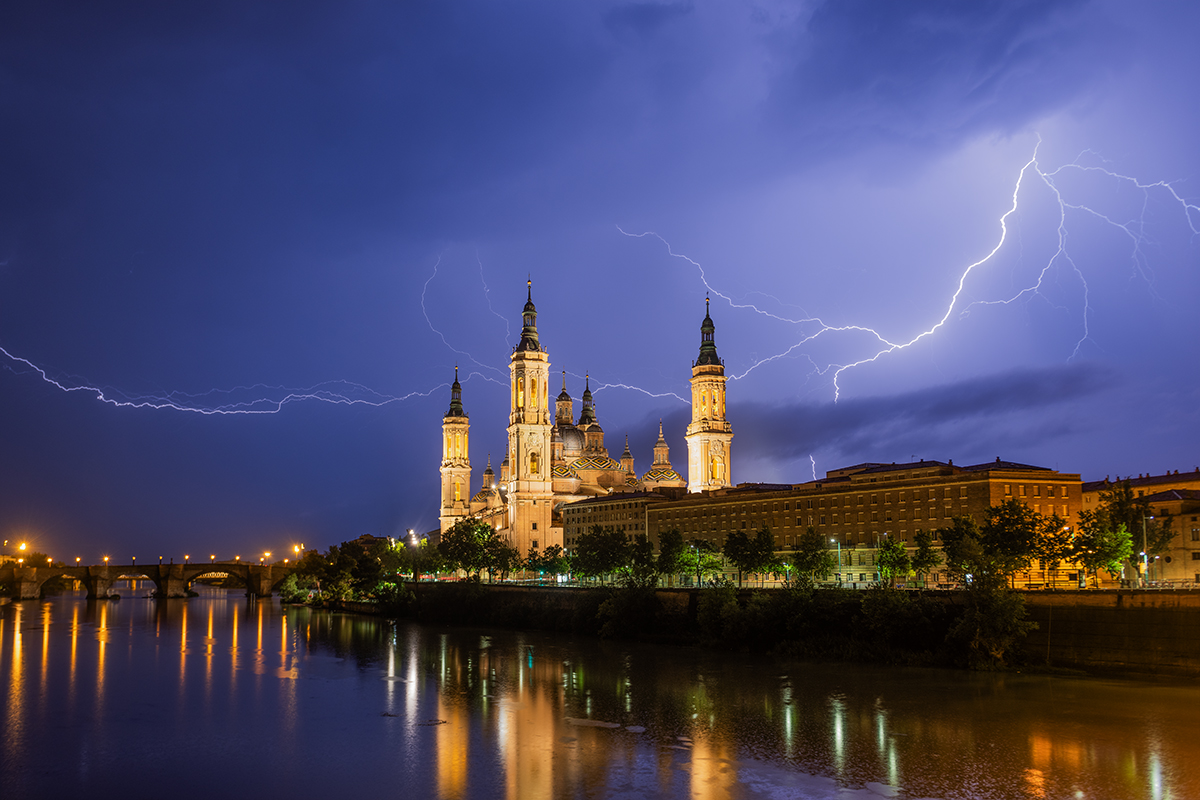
xmin=420 ymin=255 xmax=505 ymax=383
xmin=0 ymin=343 xmax=459 ymax=413
xmin=622 ymin=138 xmax=1198 ymax=401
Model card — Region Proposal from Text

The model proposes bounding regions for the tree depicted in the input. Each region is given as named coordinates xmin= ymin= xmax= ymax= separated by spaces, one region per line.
xmin=656 ymin=528 xmax=687 ymax=584
xmin=721 ymin=529 xmax=753 ymax=587
xmin=911 ymin=530 xmax=942 ymax=585
xmin=1081 ymin=481 xmax=1173 ymax=583
xmin=790 ymin=527 xmax=836 ymax=586
xmin=622 ymin=534 xmax=660 ymax=588
xmin=572 ymin=525 xmax=631 ymax=584
xmin=437 ymin=518 xmax=498 ymax=579
xmin=750 ymin=526 xmax=782 ymax=587
xmin=979 ymin=499 xmax=1042 ymax=581
xmin=1073 ymin=520 xmax=1134 ymax=588
xmin=527 ymin=544 xmax=567 ymax=579
xmin=680 ymin=539 xmax=724 ymax=586
xmin=876 ymin=536 xmax=911 ymax=588
xmin=1033 ymin=513 xmax=1073 ymax=585
xmin=485 ymin=537 xmax=521 ymax=582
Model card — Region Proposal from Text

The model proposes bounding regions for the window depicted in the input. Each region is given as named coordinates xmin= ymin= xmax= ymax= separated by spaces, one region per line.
xmin=1004 ymin=484 xmax=1012 ymax=496
xmin=960 ymin=487 xmax=967 ymax=498
xmin=1033 ymin=485 xmax=1041 ymax=497
xmin=1192 ymin=552 xmax=1200 ymax=561
xmin=531 ymin=522 xmax=538 ymax=531
xmin=531 ymin=540 xmax=539 ymax=549
xmin=1192 ymin=529 xmax=1199 ymax=542
xmin=820 ymin=515 xmax=826 ymax=525
xmin=1019 ymin=485 xmax=1026 ymax=497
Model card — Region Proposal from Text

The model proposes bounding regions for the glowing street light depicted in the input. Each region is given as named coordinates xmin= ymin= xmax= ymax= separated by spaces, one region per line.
xmin=47 ymin=556 xmax=52 ymax=565
xmin=235 ymin=555 xmax=240 ymax=562
xmin=19 ymin=542 xmax=27 ymax=552
xmin=210 ymin=554 xmax=215 ymax=564
xmin=103 ymin=556 xmax=109 ymax=565
xmin=76 ymin=557 xmax=81 ymax=565
xmin=184 ymin=554 xmax=190 ymax=564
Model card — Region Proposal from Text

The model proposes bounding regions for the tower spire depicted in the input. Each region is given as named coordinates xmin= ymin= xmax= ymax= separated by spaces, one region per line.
xmin=517 ymin=279 xmax=540 ymax=352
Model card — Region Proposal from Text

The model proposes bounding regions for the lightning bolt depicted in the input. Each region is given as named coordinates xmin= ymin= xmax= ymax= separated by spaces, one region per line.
xmin=419 ymin=255 xmax=505 ymax=383
xmin=0 ymin=343 xmax=477 ymax=414
xmin=477 ymin=250 xmax=512 ymax=342
xmin=622 ymin=137 xmax=1197 ymax=401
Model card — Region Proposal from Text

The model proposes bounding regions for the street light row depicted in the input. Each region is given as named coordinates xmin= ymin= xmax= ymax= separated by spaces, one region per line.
xmin=8 ymin=542 xmax=306 ymax=567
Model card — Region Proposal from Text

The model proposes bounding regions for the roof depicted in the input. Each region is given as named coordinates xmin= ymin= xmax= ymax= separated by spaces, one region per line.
xmin=959 ymin=459 xmax=1051 ymax=473
xmin=1083 ymin=469 xmax=1200 ymax=493
xmin=1141 ymin=489 xmax=1200 ymax=504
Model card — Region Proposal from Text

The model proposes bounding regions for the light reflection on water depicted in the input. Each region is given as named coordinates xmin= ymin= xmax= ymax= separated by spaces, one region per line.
xmin=1 ymin=590 xmax=1198 ymax=799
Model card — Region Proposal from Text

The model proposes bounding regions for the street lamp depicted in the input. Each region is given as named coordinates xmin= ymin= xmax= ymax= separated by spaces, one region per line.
xmin=76 ymin=557 xmax=80 ymax=565
xmin=1142 ymin=515 xmax=1155 ymax=585
xmin=184 ymin=554 xmax=190 ymax=564
xmin=103 ymin=556 xmax=109 ymax=565
xmin=830 ymin=538 xmax=841 ymax=581
xmin=19 ymin=542 xmax=26 ymax=551
xmin=210 ymin=554 xmax=215 ymax=564
xmin=131 ymin=556 xmax=135 ymax=566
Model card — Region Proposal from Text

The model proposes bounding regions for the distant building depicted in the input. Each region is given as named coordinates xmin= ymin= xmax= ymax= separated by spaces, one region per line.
xmin=641 ymin=458 xmax=1083 ymax=588
xmin=1137 ymin=489 xmax=1200 ymax=585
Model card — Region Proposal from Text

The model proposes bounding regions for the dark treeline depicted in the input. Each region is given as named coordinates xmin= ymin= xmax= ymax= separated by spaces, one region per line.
xmin=278 ymin=493 xmax=1158 ymax=671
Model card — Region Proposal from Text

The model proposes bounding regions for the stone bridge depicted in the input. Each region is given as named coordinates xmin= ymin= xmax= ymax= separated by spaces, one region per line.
xmin=0 ymin=561 xmax=295 ymax=600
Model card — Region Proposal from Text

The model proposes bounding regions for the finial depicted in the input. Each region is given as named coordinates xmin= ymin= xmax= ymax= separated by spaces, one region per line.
xmin=562 ymin=370 xmax=566 ymax=391
xmin=527 ymin=276 xmax=532 ymax=300
xmin=454 ymin=364 xmax=459 ymax=381
xmin=659 ymin=419 xmax=663 ymax=436
xmin=585 ymin=371 xmax=589 ymax=390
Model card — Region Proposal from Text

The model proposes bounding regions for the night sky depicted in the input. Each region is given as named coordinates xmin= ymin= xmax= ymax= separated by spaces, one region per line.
xmin=1 ymin=2 xmax=1196 ymax=562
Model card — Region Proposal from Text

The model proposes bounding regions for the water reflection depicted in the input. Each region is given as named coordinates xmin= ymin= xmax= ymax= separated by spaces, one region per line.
xmin=2 ymin=593 xmax=1200 ymax=799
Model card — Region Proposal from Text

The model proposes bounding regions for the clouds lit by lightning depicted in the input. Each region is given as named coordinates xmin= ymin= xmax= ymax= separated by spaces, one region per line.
xmin=623 ymin=139 xmax=1198 ymax=401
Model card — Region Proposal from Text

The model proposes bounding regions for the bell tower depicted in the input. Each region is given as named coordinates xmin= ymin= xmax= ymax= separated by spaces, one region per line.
xmin=439 ymin=367 xmax=472 ymax=532
xmin=506 ymin=280 xmax=554 ymax=554
xmin=685 ymin=297 xmax=733 ymax=492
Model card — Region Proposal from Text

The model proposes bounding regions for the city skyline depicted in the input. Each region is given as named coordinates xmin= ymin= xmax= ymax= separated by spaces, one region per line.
xmin=1 ymin=2 xmax=1197 ymax=560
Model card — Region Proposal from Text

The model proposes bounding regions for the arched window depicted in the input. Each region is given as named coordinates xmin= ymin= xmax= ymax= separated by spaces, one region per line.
xmin=530 ymin=450 xmax=540 ymax=476
xmin=517 ymin=377 xmax=525 ymax=408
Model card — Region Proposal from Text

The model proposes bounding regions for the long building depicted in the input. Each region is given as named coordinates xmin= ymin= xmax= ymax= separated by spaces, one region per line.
xmin=564 ymin=459 xmax=1084 ymax=588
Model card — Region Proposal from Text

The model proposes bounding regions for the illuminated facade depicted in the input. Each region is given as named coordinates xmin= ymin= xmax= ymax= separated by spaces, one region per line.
xmin=438 ymin=283 xmax=711 ymax=558
xmin=641 ymin=458 xmax=1084 ymax=587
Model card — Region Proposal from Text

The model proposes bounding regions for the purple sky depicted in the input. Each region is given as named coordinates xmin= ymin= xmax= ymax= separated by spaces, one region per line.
xmin=1 ymin=1 xmax=1197 ymax=562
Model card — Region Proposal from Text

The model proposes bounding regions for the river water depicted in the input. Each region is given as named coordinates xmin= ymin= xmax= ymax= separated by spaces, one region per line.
xmin=1 ymin=588 xmax=1197 ymax=799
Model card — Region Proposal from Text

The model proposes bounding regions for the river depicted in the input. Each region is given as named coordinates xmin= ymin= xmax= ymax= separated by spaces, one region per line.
xmin=1 ymin=587 xmax=1197 ymax=799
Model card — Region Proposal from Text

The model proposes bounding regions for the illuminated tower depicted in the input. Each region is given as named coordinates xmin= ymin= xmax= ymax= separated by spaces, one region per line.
xmin=506 ymin=280 xmax=554 ymax=554
xmin=439 ymin=367 xmax=472 ymax=533
xmin=685 ymin=298 xmax=733 ymax=492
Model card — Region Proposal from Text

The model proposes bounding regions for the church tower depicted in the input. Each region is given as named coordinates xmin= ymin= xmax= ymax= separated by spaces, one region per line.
xmin=685 ymin=298 xmax=733 ymax=492
xmin=506 ymin=280 xmax=554 ymax=554
xmin=439 ymin=367 xmax=472 ymax=532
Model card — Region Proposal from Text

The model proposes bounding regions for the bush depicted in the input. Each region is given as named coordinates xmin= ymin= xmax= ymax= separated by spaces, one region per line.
xmin=946 ymin=585 xmax=1036 ymax=669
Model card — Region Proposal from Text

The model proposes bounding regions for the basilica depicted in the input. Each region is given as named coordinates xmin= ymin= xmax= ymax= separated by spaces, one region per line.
xmin=438 ymin=282 xmax=734 ymax=557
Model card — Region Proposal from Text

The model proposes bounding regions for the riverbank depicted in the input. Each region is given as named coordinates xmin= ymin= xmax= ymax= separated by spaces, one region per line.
xmin=310 ymin=583 xmax=1200 ymax=678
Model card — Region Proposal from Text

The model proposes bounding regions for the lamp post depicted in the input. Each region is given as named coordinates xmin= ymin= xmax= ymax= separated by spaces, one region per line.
xmin=830 ymin=537 xmax=841 ymax=581
xmin=210 ymin=554 xmax=215 ymax=564
xmin=1142 ymin=515 xmax=1155 ymax=585
xmin=184 ymin=554 xmax=190 ymax=564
